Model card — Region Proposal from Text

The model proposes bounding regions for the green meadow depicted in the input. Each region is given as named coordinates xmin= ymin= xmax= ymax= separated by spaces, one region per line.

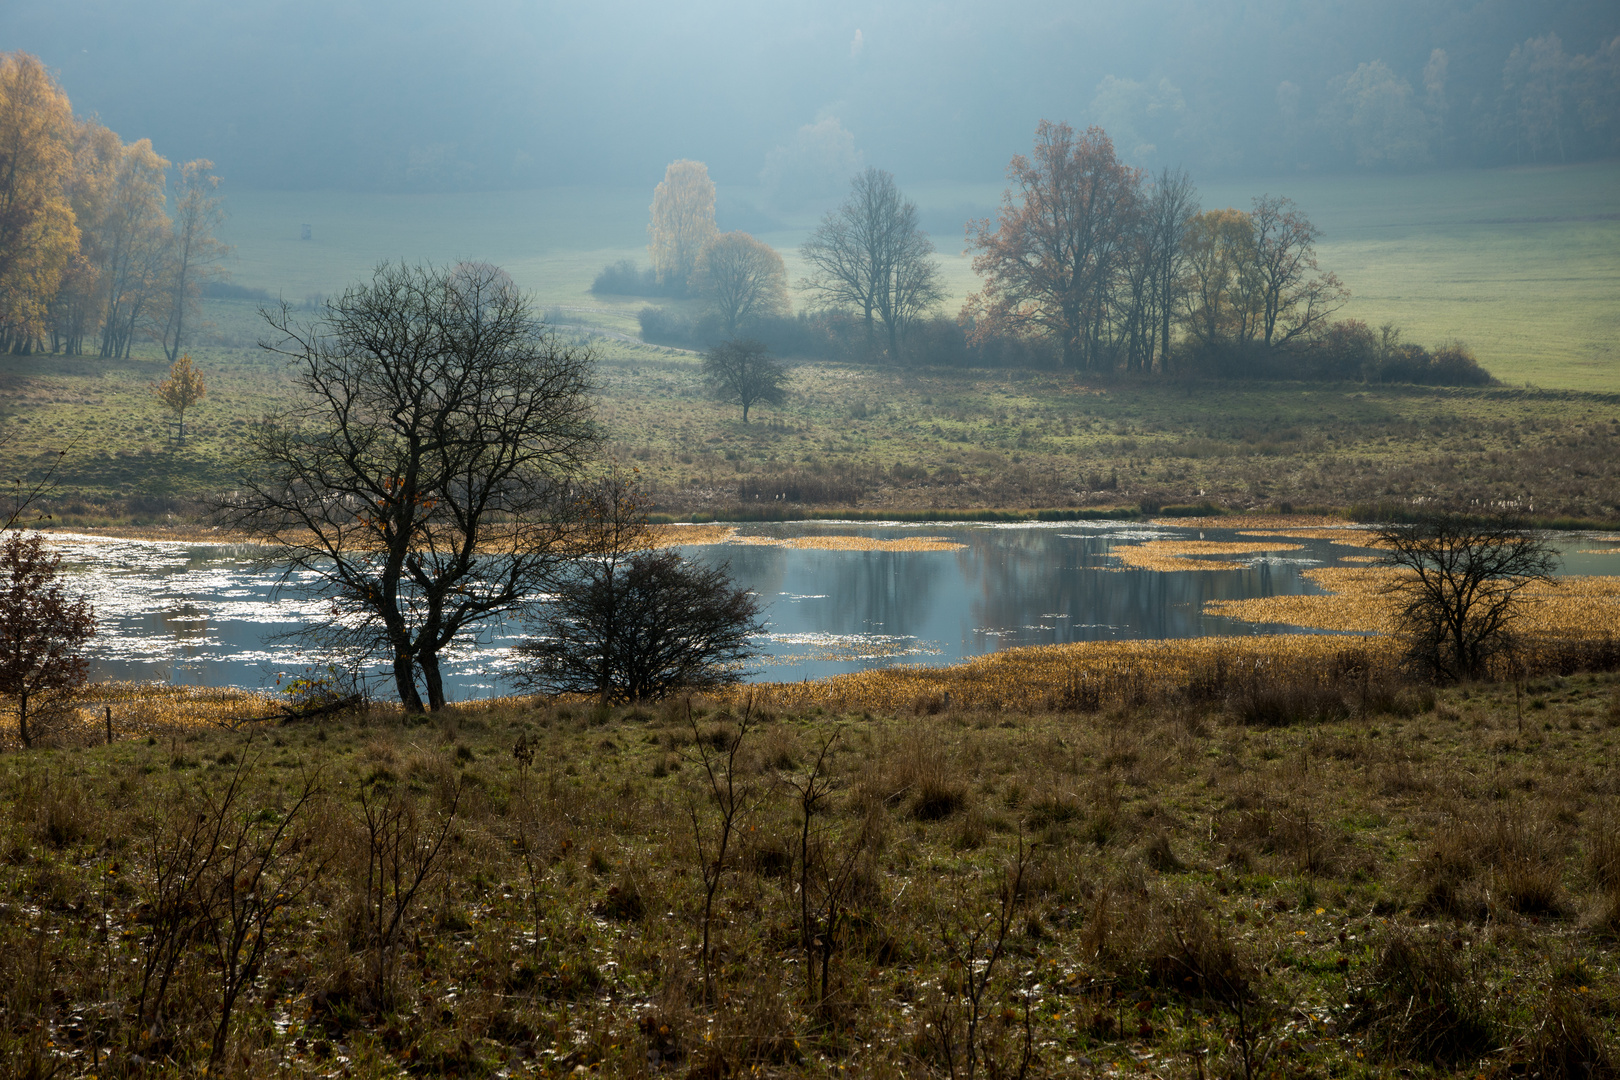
xmin=221 ymin=162 xmax=1620 ymax=391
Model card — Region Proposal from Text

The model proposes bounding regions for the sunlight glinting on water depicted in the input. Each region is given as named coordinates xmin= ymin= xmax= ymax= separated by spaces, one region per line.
xmin=52 ymin=521 xmax=1618 ymax=700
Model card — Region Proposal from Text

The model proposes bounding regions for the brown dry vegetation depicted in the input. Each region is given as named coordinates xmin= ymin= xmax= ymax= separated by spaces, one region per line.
xmin=3 ymin=659 xmax=1619 ymax=1078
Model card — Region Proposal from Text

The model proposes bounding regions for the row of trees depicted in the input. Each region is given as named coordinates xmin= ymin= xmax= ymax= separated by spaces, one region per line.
xmin=964 ymin=122 xmax=1349 ymax=374
xmin=0 ymin=52 xmax=227 ymax=358
xmin=1319 ymin=35 xmax=1620 ymax=172
xmin=630 ymin=135 xmax=1351 ymax=377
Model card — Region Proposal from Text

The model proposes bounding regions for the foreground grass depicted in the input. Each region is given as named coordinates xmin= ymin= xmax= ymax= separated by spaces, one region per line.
xmin=4 ymin=663 xmax=1619 ymax=1077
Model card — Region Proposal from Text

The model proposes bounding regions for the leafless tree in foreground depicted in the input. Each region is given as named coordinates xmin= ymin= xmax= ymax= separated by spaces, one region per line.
xmin=1375 ymin=514 xmax=1558 ymax=681
xmin=230 ymin=261 xmax=598 ymax=712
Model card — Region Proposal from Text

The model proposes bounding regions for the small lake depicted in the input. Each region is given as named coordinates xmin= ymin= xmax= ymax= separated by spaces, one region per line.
xmin=47 ymin=522 xmax=1618 ymax=700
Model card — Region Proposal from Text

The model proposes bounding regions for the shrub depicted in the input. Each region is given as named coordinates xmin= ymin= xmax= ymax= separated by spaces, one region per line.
xmin=518 ymin=548 xmax=765 ymax=703
xmin=590 ymin=260 xmax=665 ymax=297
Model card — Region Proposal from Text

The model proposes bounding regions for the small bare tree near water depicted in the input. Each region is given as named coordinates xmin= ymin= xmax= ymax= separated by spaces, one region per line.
xmin=1375 ymin=514 xmax=1558 ymax=681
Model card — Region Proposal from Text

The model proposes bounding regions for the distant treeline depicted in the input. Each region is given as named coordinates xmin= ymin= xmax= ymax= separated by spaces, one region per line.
xmin=634 ymin=304 xmax=1491 ymax=386
xmin=0 ymin=53 xmax=228 ymax=359
xmin=605 ymin=130 xmax=1495 ymax=387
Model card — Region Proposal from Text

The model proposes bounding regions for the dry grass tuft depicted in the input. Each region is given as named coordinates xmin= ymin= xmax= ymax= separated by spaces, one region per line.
xmin=1352 ymin=932 xmax=1497 ymax=1066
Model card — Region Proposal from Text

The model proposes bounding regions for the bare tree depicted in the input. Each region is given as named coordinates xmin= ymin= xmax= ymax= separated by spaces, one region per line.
xmin=1375 ymin=514 xmax=1558 ymax=681
xmin=1248 ymin=195 xmax=1347 ymax=348
xmin=158 ymin=159 xmax=229 ymax=362
xmin=0 ymin=531 xmax=94 ymax=747
xmin=1144 ymin=167 xmax=1198 ymax=372
xmin=800 ymin=167 xmax=942 ymax=361
xmin=692 ymin=231 xmax=789 ymax=337
xmin=702 ymin=337 xmax=787 ymax=424
xmin=230 ymin=261 xmax=598 ymax=712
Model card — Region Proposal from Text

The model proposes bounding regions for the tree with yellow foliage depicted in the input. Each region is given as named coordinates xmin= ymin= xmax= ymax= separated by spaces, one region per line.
xmin=155 ymin=354 xmax=205 ymax=444
xmin=647 ymin=160 xmax=718 ymax=294
xmin=96 ymin=138 xmax=170 ymax=359
xmin=0 ymin=52 xmax=79 ymax=353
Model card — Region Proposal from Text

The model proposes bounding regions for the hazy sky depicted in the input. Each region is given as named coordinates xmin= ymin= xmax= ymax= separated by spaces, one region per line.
xmin=4 ymin=0 xmax=1615 ymax=192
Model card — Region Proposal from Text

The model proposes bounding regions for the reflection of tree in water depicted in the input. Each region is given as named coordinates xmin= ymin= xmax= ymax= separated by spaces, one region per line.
xmin=683 ymin=544 xmax=788 ymax=624
xmin=820 ymin=549 xmax=950 ymax=639
xmin=159 ymin=600 xmax=211 ymax=641
xmin=966 ymin=532 xmax=1321 ymax=649
xmin=696 ymin=541 xmax=951 ymax=658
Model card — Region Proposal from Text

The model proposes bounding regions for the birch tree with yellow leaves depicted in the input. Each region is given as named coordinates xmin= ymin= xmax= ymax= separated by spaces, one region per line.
xmin=0 ymin=52 xmax=79 ymax=353
xmin=648 ymin=160 xmax=718 ymax=295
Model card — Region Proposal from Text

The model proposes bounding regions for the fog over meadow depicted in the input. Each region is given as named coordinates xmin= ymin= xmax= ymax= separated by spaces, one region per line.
xmin=5 ymin=0 xmax=1617 ymax=201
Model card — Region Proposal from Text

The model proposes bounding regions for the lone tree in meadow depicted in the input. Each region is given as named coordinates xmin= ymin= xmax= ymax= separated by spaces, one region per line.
xmin=648 ymin=160 xmax=719 ymax=294
xmin=0 ymin=532 xmax=95 ymax=748
xmin=231 ymin=261 xmax=599 ymax=712
xmin=703 ymin=337 xmax=787 ymax=424
xmin=1375 ymin=514 xmax=1558 ymax=681
xmin=155 ymin=354 xmax=206 ymax=444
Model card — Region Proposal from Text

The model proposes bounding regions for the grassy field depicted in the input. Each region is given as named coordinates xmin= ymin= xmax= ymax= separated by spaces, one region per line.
xmin=3 ymin=655 xmax=1618 ymax=1077
xmin=3 ymin=331 xmax=1618 ymax=526
xmin=219 ymin=162 xmax=1620 ymax=391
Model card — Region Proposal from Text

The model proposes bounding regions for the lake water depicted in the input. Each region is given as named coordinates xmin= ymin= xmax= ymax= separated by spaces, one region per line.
xmin=45 ymin=523 xmax=1618 ymax=700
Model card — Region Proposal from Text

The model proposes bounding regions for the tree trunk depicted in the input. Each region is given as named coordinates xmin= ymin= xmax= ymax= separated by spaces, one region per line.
xmin=17 ymin=691 xmax=30 ymax=749
xmin=421 ymin=650 xmax=447 ymax=711
xmin=392 ymin=649 xmax=424 ymax=714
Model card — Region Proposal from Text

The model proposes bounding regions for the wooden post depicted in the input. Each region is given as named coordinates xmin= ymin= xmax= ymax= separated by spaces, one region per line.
xmin=105 ymin=706 xmax=113 ymax=746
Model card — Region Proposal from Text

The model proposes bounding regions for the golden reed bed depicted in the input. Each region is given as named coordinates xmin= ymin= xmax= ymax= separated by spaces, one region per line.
xmin=1107 ymin=539 xmax=1302 ymax=572
xmin=1207 ymin=566 xmax=1620 ymax=638
xmin=740 ymin=633 xmax=1398 ymax=714
xmin=650 ymin=525 xmax=965 ymax=552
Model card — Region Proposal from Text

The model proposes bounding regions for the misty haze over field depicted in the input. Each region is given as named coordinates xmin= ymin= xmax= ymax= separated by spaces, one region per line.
xmin=5 ymin=0 xmax=1618 ymax=196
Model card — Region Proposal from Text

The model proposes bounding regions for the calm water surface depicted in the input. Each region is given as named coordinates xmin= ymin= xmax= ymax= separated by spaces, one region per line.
xmin=47 ymin=522 xmax=1617 ymax=699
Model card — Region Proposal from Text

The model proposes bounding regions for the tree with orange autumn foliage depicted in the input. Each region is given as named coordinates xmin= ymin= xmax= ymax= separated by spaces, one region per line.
xmin=155 ymin=354 xmax=206 ymax=444
xmin=963 ymin=122 xmax=1141 ymax=371
xmin=0 ymin=52 xmax=229 ymax=359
